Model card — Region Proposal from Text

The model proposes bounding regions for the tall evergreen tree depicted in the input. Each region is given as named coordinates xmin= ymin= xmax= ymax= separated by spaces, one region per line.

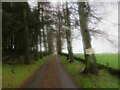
xmin=23 ymin=2 xmax=30 ymax=64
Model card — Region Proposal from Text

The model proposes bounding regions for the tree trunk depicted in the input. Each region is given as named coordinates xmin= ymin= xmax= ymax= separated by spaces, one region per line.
xmin=78 ymin=2 xmax=99 ymax=74
xmin=23 ymin=3 xmax=30 ymax=64
xmin=47 ymin=30 xmax=53 ymax=54
xmin=35 ymin=5 xmax=41 ymax=61
xmin=35 ymin=37 xmax=39 ymax=61
xmin=38 ymin=2 xmax=43 ymax=59
xmin=43 ymin=26 xmax=47 ymax=56
xmin=64 ymin=2 xmax=74 ymax=62
xmin=41 ymin=5 xmax=47 ymax=56
xmin=57 ymin=14 xmax=62 ymax=55
xmin=66 ymin=31 xmax=74 ymax=62
xmin=39 ymin=31 xmax=43 ymax=58
xmin=46 ymin=25 xmax=49 ymax=55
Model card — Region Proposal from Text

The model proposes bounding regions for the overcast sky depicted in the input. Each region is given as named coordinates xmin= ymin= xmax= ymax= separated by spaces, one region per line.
xmin=28 ymin=0 xmax=118 ymax=54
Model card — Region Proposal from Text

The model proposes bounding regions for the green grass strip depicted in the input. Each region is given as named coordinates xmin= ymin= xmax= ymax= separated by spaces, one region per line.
xmin=59 ymin=55 xmax=119 ymax=88
xmin=75 ymin=54 xmax=119 ymax=69
xmin=2 ymin=55 xmax=49 ymax=88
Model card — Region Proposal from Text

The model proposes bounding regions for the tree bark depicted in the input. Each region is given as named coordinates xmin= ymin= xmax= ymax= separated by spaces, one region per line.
xmin=78 ymin=2 xmax=99 ymax=74
xmin=38 ymin=2 xmax=43 ymax=58
xmin=43 ymin=26 xmax=47 ymax=56
xmin=64 ymin=2 xmax=74 ymax=62
xmin=56 ymin=14 xmax=62 ymax=55
xmin=23 ymin=3 xmax=30 ymax=64
xmin=47 ymin=30 xmax=53 ymax=54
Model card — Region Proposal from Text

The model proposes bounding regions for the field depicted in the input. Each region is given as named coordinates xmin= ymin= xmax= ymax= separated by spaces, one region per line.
xmin=75 ymin=54 xmax=119 ymax=69
xmin=59 ymin=55 xmax=119 ymax=88
xmin=2 ymin=56 xmax=49 ymax=88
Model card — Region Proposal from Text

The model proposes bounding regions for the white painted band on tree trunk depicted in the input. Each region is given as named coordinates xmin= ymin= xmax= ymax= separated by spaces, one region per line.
xmin=85 ymin=48 xmax=95 ymax=55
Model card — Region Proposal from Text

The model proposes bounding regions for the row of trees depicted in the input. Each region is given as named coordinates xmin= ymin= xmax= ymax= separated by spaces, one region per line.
xmin=2 ymin=2 xmax=54 ymax=64
xmin=54 ymin=2 xmax=99 ymax=74
xmin=2 ymin=2 xmax=99 ymax=74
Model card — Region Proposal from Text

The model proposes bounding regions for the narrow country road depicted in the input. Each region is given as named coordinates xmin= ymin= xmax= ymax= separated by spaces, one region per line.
xmin=21 ymin=55 xmax=78 ymax=88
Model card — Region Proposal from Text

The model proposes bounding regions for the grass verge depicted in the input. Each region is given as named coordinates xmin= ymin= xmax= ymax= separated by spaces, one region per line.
xmin=75 ymin=54 xmax=119 ymax=69
xmin=2 ymin=55 xmax=49 ymax=88
xmin=59 ymin=55 xmax=119 ymax=88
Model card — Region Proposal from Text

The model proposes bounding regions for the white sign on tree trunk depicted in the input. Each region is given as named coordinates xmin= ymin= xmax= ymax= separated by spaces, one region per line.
xmin=85 ymin=48 xmax=95 ymax=55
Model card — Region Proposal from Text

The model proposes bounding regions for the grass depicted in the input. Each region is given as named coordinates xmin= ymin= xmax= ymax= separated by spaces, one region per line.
xmin=75 ymin=53 xmax=119 ymax=69
xmin=2 ymin=55 xmax=49 ymax=88
xmin=59 ymin=55 xmax=119 ymax=88
xmin=0 ymin=66 xmax=1 ymax=88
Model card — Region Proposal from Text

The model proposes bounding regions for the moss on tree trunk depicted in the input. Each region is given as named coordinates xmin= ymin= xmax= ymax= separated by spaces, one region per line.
xmin=78 ymin=2 xmax=99 ymax=74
